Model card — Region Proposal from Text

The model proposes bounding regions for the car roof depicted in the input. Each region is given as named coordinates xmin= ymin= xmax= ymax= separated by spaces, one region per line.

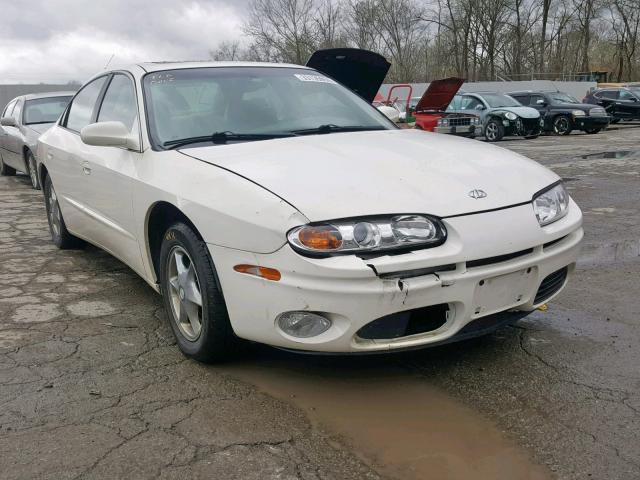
xmin=23 ymin=91 xmax=76 ymax=101
xmin=508 ymin=90 xmax=560 ymax=95
xmin=135 ymin=61 xmax=308 ymax=73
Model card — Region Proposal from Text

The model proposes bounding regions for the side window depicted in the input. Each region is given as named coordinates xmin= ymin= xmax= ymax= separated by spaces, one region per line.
xmin=12 ymin=100 xmax=23 ymax=123
xmin=461 ymin=96 xmax=482 ymax=110
xmin=530 ymin=95 xmax=544 ymax=106
xmin=2 ymin=100 xmax=16 ymax=118
xmin=619 ymin=90 xmax=636 ymax=101
xmin=97 ymin=74 xmax=138 ymax=131
xmin=65 ymin=76 xmax=108 ymax=132
xmin=600 ymin=90 xmax=618 ymax=100
xmin=511 ymin=95 xmax=528 ymax=105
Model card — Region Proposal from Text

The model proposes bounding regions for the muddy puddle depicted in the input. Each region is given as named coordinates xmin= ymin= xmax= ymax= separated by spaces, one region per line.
xmin=225 ymin=348 xmax=551 ymax=480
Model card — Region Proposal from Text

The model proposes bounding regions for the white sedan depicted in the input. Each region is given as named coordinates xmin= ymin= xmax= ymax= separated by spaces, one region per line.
xmin=36 ymin=58 xmax=583 ymax=362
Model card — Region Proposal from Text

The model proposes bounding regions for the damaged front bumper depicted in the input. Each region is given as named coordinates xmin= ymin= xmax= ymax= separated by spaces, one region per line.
xmin=210 ymin=201 xmax=583 ymax=353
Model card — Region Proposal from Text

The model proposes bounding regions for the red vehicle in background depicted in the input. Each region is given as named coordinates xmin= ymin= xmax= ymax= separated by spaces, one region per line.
xmin=413 ymin=77 xmax=480 ymax=137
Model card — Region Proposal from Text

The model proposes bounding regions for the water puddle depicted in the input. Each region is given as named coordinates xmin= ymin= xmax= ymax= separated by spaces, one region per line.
xmin=580 ymin=150 xmax=640 ymax=160
xmin=226 ymin=348 xmax=551 ymax=480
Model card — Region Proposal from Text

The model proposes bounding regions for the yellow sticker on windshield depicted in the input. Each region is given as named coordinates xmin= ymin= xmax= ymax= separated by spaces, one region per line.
xmin=294 ymin=74 xmax=336 ymax=84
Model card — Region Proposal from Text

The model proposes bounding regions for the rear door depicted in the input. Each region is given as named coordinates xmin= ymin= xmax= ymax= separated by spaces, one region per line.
xmin=617 ymin=90 xmax=640 ymax=119
xmin=3 ymin=99 xmax=24 ymax=170
xmin=46 ymin=75 xmax=109 ymax=237
xmin=306 ymin=48 xmax=391 ymax=103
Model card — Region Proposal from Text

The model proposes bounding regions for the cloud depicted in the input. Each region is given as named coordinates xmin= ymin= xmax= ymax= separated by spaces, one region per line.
xmin=0 ymin=0 xmax=246 ymax=83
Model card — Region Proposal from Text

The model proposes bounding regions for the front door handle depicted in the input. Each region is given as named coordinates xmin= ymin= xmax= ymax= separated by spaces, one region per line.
xmin=82 ymin=161 xmax=91 ymax=175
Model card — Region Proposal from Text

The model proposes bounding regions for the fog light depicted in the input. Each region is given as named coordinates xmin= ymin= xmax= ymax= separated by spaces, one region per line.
xmin=277 ymin=311 xmax=331 ymax=338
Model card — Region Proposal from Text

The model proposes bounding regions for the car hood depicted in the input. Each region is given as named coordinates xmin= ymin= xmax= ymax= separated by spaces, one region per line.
xmin=415 ymin=77 xmax=465 ymax=112
xmin=180 ymin=130 xmax=558 ymax=221
xmin=306 ymin=48 xmax=391 ymax=103
xmin=490 ymin=106 xmax=540 ymax=119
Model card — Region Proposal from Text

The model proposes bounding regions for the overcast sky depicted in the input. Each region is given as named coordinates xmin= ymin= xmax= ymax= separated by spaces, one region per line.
xmin=0 ymin=0 xmax=247 ymax=84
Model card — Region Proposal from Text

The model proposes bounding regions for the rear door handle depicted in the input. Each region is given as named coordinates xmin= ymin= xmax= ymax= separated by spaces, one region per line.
xmin=82 ymin=161 xmax=92 ymax=175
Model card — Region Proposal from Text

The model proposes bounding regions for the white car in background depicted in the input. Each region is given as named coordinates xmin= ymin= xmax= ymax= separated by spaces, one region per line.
xmin=0 ymin=92 xmax=73 ymax=189
xmin=36 ymin=53 xmax=583 ymax=362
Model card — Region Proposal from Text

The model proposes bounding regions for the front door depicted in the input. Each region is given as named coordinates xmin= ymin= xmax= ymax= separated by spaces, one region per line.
xmin=77 ymin=73 xmax=143 ymax=273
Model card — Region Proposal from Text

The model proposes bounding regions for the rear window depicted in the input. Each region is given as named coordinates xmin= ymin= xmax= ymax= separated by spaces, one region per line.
xmin=24 ymin=96 xmax=73 ymax=124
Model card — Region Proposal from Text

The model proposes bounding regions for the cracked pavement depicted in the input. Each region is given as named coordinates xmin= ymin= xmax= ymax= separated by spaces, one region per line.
xmin=0 ymin=180 xmax=380 ymax=479
xmin=1 ymin=125 xmax=639 ymax=479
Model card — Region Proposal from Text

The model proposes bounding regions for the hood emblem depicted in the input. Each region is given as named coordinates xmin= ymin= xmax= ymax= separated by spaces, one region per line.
xmin=468 ymin=189 xmax=487 ymax=199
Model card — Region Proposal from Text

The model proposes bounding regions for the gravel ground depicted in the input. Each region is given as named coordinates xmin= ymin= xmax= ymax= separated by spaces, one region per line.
xmin=0 ymin=124 xmax=639 ymax=479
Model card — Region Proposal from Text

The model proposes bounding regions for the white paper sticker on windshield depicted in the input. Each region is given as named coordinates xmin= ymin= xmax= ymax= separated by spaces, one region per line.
xmin=294 ymin=74 xmax=336 ymax=84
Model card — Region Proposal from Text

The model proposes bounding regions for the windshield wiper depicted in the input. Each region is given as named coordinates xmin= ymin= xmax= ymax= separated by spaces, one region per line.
xmin=163 ymin=131 xmax=297 ymax=149
xmin=292 ymin=124 xmax=387 ymax=135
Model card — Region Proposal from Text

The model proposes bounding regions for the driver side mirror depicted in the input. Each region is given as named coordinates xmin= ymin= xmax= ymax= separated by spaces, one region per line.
xmin=1 ymin=117 xmax=17 ymax=127
xmin=536 ymin=99 xmax=547 ymax=106
xmin=81 ymin=121 xmax=140 ymax=151
xmin=475 ymin=104 xmax=485 ymax=111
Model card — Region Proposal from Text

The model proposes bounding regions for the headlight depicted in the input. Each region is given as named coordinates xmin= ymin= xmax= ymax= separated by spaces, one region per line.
xmin=504 ymin=112 xmax=517 ymax=120
xmin=473 ymin=116 xmax=480 ymax=125
xmin=287 ymin=215 xmax=447 ymax=256
xmin=572 ymin=110 xmax=586 ymax=117
xmin=532 ymin=183 xmax=570 ymax=226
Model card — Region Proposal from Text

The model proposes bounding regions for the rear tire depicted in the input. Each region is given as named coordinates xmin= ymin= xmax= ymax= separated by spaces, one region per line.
xmin=553 ymin=115 xmax=572 ymax=135
xmin=159 ymin=222 xmax=236 ymax=363
xmin=0 ymin=155 xmax=16 ymax=176
xmin=26 ymin=151 xmax=40 ymax=190
xmin=43 ymin=175 xmax=85 ymax=249
xmin=484 ymin=119 xmax=504 ymax=142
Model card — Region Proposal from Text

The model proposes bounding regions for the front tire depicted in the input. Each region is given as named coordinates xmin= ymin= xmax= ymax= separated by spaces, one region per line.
xmin=43 ymin=175 xmax=85 ymax=249
xmin=484 ymin=119 xmax=504 ymax=142
xmin=0 ymin=155 xmax=16 ymax=176
xmin=159 ymin=222 xmax=236 ymax=363
xmin=553 ymin=115 xmax=572 ymax=135
xmin=26 ymin=151 xmax=40 ymax=190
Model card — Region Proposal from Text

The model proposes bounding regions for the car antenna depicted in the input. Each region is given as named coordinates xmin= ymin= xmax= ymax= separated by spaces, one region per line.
xmin=104 ymin=54 xmax=115 ymax=70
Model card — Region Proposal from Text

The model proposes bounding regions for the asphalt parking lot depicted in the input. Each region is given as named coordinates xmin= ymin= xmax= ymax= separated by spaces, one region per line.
xmin=1 ymin=126 xmax=639 ymax=479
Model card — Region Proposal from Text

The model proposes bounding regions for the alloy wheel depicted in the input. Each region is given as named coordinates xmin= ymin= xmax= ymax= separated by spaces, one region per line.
xmin=48 ymin=185 xmax=61 ymax=237
xmin=166 ymin=246 xmax=203 ymax=341
xmin=554 ymin=117 xmax=569 ymax=134
xmin=486 ymin=122 xmax=498 ymax=141
xmin=28 ymin=155 xmax=38 ymax=188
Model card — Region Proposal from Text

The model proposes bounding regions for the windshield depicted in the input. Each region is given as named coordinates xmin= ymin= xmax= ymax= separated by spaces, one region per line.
xmin=550 ymin=93 xmax=580 ymax=104
xmin=480 ymin=94 xmax=521 ymax=108
xmin=143 ymin=67 xmax=394 ymax=148
xmin=24 ymin=96 xmax=72 ymax=125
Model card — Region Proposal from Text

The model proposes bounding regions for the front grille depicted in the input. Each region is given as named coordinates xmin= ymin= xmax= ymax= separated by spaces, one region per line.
xmin=357 ymin=304 xmax=449 ymax=340
xmin=543 ymin=235 xmax=568 ymax=250
xmin=521 ymin=117 xmax=541 ymax=133
xmin=534 ymin=267 xmax=568 ymax=304
xmin=466 ymin=248 xmax=533 ymax=269
xmin=448 ymin=117 xmax=472 ymax=126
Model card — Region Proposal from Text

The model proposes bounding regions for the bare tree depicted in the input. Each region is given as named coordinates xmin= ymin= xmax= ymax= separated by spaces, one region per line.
xmin=209 ymin=41 xmax=243 ymax=61
xmin=243 ymin=0 xmax=317 ymax=64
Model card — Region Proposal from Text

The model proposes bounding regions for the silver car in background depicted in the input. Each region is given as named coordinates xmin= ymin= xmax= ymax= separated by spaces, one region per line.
xmin=0 ymin=92 xmax=73 ymax=189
